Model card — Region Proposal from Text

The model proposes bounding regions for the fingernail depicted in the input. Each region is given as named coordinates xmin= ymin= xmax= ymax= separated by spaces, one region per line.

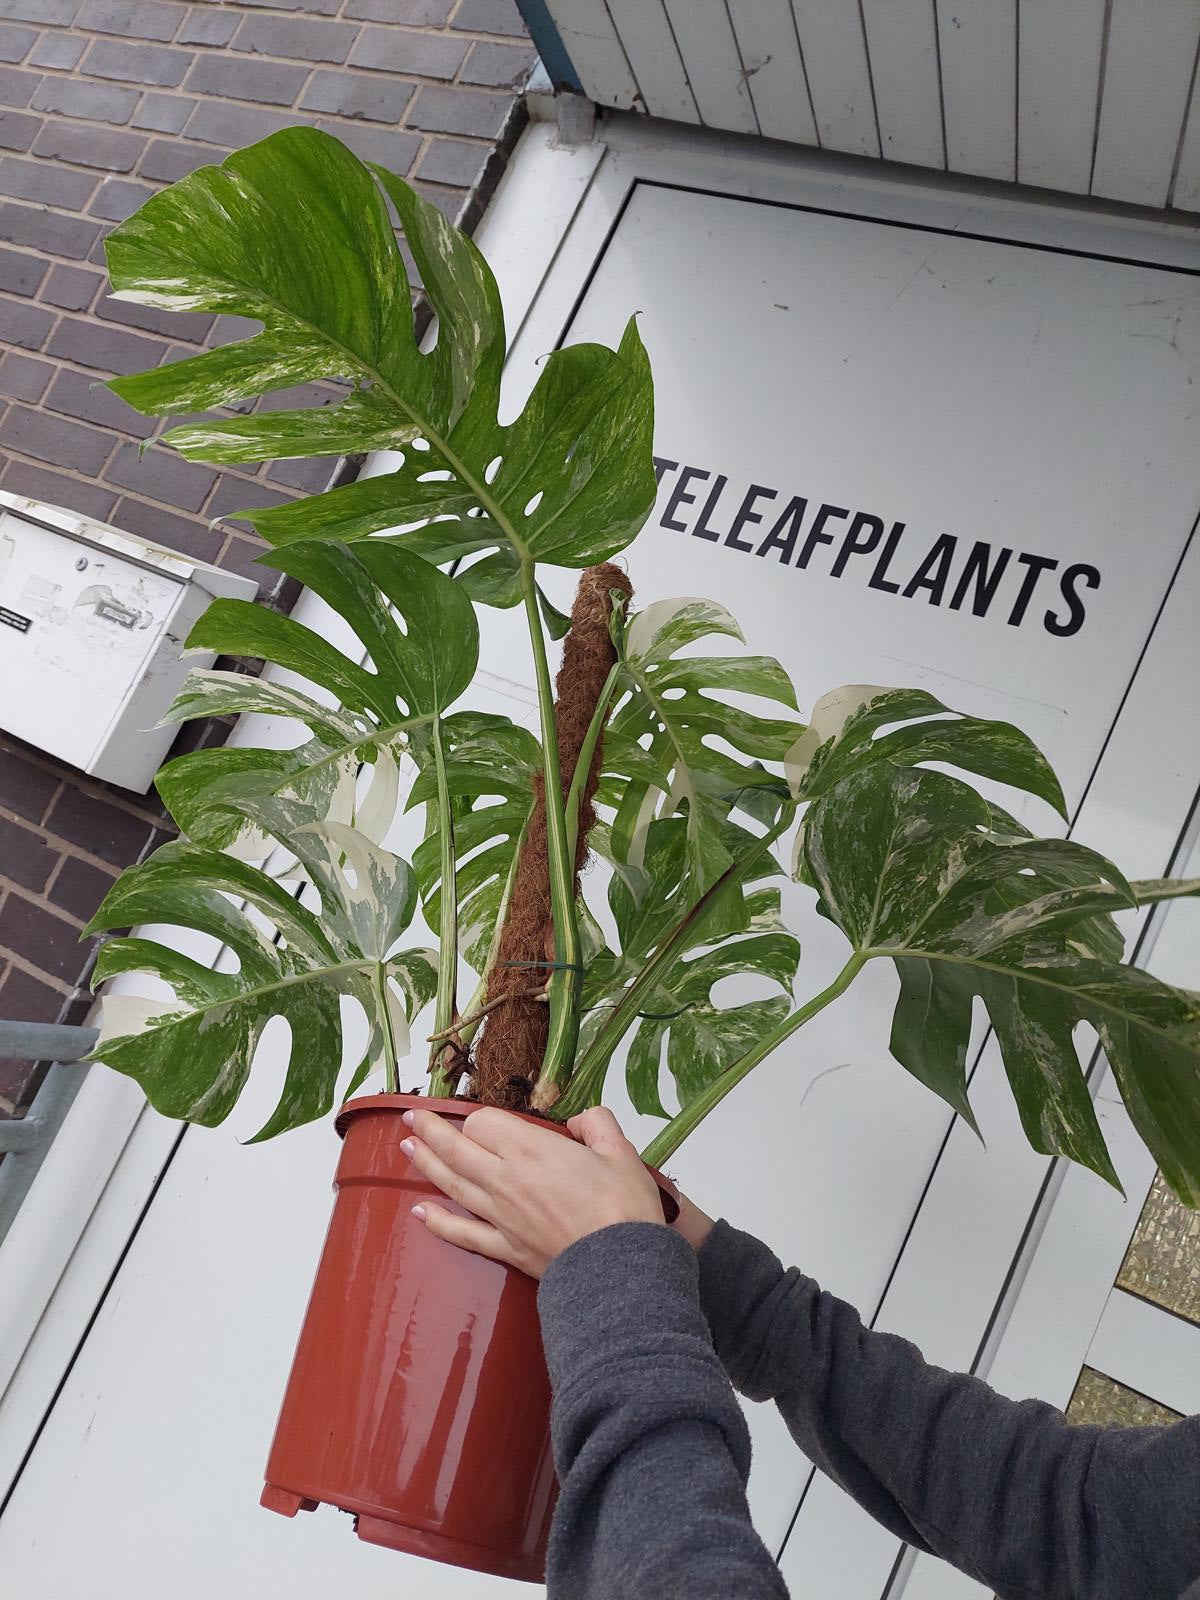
xmin=402 ymin=1111 xmax=415 ymax=1128
xmin=411 ymin=1204 xmax=426 ymax=1221
xmin=400 ymin=1137 xmax=416 ymax=1158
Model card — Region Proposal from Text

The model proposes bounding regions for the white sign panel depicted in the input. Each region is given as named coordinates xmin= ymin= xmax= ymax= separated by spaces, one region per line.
xmin=556 ymin=183 xmax=1200 ymax=818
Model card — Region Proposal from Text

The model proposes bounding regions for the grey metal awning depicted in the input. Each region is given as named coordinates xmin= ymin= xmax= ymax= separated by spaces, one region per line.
xmin=518 ymin=1 xmax=1200 ymax=216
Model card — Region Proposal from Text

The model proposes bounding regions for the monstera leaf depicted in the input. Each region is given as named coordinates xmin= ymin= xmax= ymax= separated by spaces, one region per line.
xmin=804 ymin=760 xmax=1200 ymax=1204
xmin=579 ymin=817 xmax=800 ymax=1115
xmin=602 ymin=598 xmax=804 ymax=896
xmin=408 ymin=714 xmax=541 ymax=973
xmin=104 ymin=127 xmax=657 ymax=603
xmin=85 ymin=795 xmax=437 ymax=1140
xmin=155 ymin=538 xmax=478 ymax=853
xmin=787 ymin=684 xmax=1066 ymax=812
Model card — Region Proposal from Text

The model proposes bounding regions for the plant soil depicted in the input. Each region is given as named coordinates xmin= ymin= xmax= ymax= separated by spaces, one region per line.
xmin=469 ymin=563 xmax=633 ymax=1109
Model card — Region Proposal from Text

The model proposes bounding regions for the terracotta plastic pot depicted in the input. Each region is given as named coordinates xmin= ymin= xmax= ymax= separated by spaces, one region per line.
xmin=260 ymin=1092 xmax=678 ymax=1584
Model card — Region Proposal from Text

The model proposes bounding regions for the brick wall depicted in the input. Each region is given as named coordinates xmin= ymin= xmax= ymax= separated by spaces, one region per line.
xmin=0 ymin=0 xmax=534 ymax=1117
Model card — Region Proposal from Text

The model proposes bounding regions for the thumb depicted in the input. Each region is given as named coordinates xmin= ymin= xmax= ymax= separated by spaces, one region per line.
xmin=567 ymin=1106 xmax=633 ymax=1156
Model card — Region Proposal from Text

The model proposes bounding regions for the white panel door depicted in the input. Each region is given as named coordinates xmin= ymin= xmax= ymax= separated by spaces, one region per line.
xmin=2 ymin=129 xmax=1199 ymax=1600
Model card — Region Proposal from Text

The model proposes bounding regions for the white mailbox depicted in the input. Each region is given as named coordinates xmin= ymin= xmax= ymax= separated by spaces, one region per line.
xmin=0 ymin=491 xmax=259 ymax=793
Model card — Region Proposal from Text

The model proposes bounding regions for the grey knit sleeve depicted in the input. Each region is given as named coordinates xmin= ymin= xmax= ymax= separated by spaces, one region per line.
xmin=696 ymin=1218 xmax=1200 ymax=1600
xmin=537 ymin=1221 xmax=790 ymax=1600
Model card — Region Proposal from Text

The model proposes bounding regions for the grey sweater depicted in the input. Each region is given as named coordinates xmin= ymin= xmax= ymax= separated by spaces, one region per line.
xmin=537 ymin=1219 xmax=1200 ymax=1599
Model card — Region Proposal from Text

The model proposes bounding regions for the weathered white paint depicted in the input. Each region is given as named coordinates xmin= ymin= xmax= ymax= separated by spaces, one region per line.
xmin=936 ymin=0 xmax=1017 ymax=181
xmin=727 ymin=0 xmax=818 ymax=148
xmin=1017 ymin=0 xmax=1107 ymax=194
xmin=790 ymin=0 xmax=879 ymax=157
xmin=861 ymin=0 xmax=945 ymax=170
xmin=661 ymin=0 xmax=757 ymax=136
xmin=547 ymin=0 xmax=1200 ymax=212
xmin=1091 ymin=0 xmax=1200 ymax=207
xmin=604 ymin=0 xmax=697 ymax=125
xmin=540 ymin=0 xmax=640 ymax=111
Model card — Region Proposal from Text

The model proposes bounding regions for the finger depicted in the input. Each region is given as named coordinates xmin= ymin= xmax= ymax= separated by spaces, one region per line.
xmin=567 ymin=1106 xmax=634 ymax=1157
xmin=413 ymin=1201 xmax=516 ymax=1266
xmin=402 ymin=1135 xmax=494 ymax=1219
xmin=407 ymin=1109 xmax=502 ymax=1187
xmin=461 ymin=1105 xmax=542 ymax=1156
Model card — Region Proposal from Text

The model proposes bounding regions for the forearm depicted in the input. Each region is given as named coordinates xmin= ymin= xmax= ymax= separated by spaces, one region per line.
xmin=698 ymin=1220 xmax=1200 ymax=1597
xmin=538 ymin=1222 xmax=789 ymax=1600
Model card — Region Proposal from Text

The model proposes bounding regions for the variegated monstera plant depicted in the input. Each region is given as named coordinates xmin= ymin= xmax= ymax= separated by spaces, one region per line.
xmin=85 ymin=127 xmax=1200 ymax=1205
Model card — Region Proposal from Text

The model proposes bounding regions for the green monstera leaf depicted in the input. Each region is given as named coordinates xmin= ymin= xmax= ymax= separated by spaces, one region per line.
xmin=85 ymin=796 xmax=437 ymax=1140
xmin=579 ymin=816 xmax=801 ymax=1116
xmin=602 ymin=598 xmax=804 ymax=897
xmin=155 ymin=538 xmax=478 ymax=852
xmin=804 ymin=760 xmax=1200 ymax=1204
xmin=104 ymin=127 xmax=657 ymax=604
xmin=408 ymin=713 xmax=541 ymax=974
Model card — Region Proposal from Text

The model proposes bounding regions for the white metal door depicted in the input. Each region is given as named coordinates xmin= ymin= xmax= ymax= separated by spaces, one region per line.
xmin=1 ymin=121 xmax=1198 ymax=1599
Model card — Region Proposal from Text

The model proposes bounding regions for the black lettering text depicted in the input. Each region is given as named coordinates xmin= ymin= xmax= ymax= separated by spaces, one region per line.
xmin=662 ymin=465 xmax=709 ymax=533
xmin=902 ymin=534 xmax=958 ymax=605
xmin=726 ymin=483 xmax=777 ymax=553
xmin=831 ymin=512 xmax=885 ymax=577
xmin=1045 ymin=563 xmax=1100 ymax=638
xmin=949 ymin=541 xmax=1012 ymax=617
xmin=694 ymin=474 xmax=733 ymax=542
xmin=796 ymin=503 xmax=850 ymax=569
xmin=653 ymin=456 xmax=679 ymax=485
xmin=868 ymin=522 xmax=906 ymax=593
xmin=756 ymin=496 xmax=807 ymax=564
xmin=1008 ymin=552 xmax=1059 ymax=626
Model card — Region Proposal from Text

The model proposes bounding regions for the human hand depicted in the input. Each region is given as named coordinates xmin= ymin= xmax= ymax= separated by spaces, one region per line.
xmin=402 ymin=1104 xmax=666 ymax=1279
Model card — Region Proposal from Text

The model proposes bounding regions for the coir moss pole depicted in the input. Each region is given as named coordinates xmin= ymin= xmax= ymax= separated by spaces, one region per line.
xmin=470 ymin=564 xmax=633 ymax=1109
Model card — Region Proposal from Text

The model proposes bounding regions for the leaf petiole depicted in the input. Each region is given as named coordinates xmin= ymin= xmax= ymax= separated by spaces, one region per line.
xmin=640 ymin=951 xmax=867 ymax=1167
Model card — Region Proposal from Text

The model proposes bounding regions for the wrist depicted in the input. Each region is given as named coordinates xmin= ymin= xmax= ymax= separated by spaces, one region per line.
xmin=673 ymin=1192 xmax=715 ymax=1252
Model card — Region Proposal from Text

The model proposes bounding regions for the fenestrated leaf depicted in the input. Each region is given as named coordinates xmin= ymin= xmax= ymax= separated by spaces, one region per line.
xmin=84 ymin=804 xmax=435 ymax=1140
xmin=628 ymin=992 xmax=793 ymax=1119
xmin=787 ymin=684 xmax=1067 ymax=817
xmin=603 ymin=598 xmax=803 ymax=896
xmin=804 ymin=761 xmax=1200 ymax=1202
xmin=104 ymin=127 xmax=657 ymax=592
xmin=155 ymin=538 xmax=477 ymax=853
xmin=409 ymin=713 xmax=540 ymax=973
xmin=578 ymin=817 xmax=800 ymax=1115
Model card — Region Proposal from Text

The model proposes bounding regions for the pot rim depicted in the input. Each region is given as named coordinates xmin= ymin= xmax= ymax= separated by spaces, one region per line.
xmin=335 ymin=1093 xmax=680 ymax=1224
xmin=334 ymin=1091 xmax=569 ymax=1141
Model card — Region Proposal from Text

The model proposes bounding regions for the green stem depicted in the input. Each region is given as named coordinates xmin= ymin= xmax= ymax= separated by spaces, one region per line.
xmin=427 ymin=716 xmax=459 ymax=1098
xmin=552 ymin=801 xmax=797 ymax=1120
xmin=374 ymin=959 xmax=400 ymax=1095
xmin=640 ymin=951 xmax=866 ymax=1167
xmin=521 ymin=564 xmax=582 ymax=1109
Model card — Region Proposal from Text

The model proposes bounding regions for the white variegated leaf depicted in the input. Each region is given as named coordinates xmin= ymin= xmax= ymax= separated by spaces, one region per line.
xmin=805 ymin=761 xmax=1200 ymax=1204
xmin=156 ymin=539 xmax=478 ymax=858
xmin=105 ymin=127 xmax=656 ymax=592
xmin=410 ymin=713 xmax=540 ymax=974
xmin=576 ymin=818 xmax=800 ymax=1115
xmin=788 ymin=684 xmax=1066 ymax=816
xmin=605 ymin=596 xmax=802 ymax=895
xmin=83 ymin=820 xmax=433 ymax=1141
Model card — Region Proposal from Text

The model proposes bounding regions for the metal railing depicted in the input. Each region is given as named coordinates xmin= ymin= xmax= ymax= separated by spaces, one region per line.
xmin=0 ymin=1022 xmax=98 ymax=1242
